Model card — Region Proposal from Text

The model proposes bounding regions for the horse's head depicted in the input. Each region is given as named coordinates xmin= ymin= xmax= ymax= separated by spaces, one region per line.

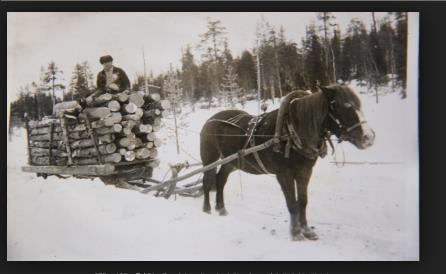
xmin=320 ymin=84 xmax=375 ymax=149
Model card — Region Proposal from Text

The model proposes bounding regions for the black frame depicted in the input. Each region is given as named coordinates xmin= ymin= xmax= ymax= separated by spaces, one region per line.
xmin=2 ymin=1 xmax=445 ymax=274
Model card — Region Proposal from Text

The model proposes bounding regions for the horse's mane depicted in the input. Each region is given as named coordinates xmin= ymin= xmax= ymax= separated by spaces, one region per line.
xmin=290 ymin=85 xmax=361 ymax=150
xmin=290 ymin=91 xmax=328 ymax=149
xmin=332 ymin=85 xmax=362 ymax=109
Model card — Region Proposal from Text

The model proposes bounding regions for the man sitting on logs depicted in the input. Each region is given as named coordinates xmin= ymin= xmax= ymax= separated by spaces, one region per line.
xmin=94 ymin=55 xmax=131 ymax=94
xmin=79 ymin=55 xmax=131 ymax=107
xmin=96 ymin=55 xmax=130 ymax=93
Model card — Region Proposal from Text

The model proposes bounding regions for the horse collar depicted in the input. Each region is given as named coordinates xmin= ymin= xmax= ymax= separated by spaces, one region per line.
xmin=285 ymin=114 xmax=320 ymax=160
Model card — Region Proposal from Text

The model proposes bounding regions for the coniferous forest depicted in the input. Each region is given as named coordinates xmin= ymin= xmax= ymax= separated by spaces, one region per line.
xmin=10 ymin=12 xmax=408 ymax=125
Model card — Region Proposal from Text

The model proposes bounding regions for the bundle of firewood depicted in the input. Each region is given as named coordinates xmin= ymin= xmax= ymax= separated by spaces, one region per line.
xmin=26 ymin=90 xmax=170 ymax=168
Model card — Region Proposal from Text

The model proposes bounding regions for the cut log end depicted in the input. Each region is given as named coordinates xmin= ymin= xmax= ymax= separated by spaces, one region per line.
xmin=124 ymin=151 xmax=136 ymax=162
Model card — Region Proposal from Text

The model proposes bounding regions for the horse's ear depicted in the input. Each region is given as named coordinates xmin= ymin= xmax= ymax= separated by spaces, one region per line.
xmin=319 ymin=85 xmax=335 ymax=100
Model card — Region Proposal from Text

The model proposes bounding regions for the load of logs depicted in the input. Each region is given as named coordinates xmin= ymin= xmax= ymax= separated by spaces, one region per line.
xmin=26 ymin=90 xmax=170 ymax=168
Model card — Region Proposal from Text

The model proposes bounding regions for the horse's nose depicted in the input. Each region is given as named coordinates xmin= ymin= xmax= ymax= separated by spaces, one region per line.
xmin=362 ymin=128 xmax=375 ymax=147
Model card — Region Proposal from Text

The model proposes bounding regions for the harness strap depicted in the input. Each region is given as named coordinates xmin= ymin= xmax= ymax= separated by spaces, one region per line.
xmin=328 ymin=112 xmax=366 ymax=132
xmin=207 ymin=113 xmax=270 ymax=173
xmin=207 ymin=118 xmax=248 ymax=133
xmin=226 ymin=113 xmax=249 ymax=124
xmin=244 ymin=116 xmax=270 ymax=174
xmin=345 ymin=121 xmax=367 ymax=132
xmin=326 ymin=133 xmax=335 ymax=155
xmin=249 ymin=137 xmax=270 ymax=174
xmin=286 ymin=117 xmax=303 ymax=149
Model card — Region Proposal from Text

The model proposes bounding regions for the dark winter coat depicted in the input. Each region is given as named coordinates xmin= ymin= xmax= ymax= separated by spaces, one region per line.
xmin=96 ymin=66 xmax=131 ymax=93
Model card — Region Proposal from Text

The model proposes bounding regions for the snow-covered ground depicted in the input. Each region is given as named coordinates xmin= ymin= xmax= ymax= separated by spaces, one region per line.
xmin=7 ymin=85 xmax=419 ymax=261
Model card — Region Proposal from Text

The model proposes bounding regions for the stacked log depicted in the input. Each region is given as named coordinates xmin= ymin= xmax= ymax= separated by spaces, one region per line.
xmin=27 ymin=91 xmax=168 ymax=166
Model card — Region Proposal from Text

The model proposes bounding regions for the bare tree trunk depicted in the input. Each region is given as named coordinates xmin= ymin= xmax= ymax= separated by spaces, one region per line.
xmin=51 ymin=77 xmax=56 ymax=114
xmin=322 ymin=13 xmax=331 ymax=84
xmin=256 ymin=44 xmax=262 ymax=114
xmin=173 ymin=105 xmax=180 ymax=155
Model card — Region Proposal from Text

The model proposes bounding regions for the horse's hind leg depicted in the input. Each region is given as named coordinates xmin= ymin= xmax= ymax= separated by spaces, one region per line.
xmin=200 ymin=133 xmax=220 ymax=214
xmin=215 ymin=163 xmax=235 ymax=216
xmin=202 ymin=168 xmax=216 ymax=214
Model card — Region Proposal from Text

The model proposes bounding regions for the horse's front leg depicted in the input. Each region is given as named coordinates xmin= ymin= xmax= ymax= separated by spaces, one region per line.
xmin=295 ymin=166 xmax=318 ymax=240
xmin=277 ymin=172 xmax=304 ymax=241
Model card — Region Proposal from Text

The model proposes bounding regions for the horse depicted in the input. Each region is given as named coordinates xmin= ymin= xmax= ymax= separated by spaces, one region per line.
xmin=199 ymin=84 xmax=376 ymax=241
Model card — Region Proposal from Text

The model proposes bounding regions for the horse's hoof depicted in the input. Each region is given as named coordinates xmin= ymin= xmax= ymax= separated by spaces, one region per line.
xmin=303 ymin=228 xmax=319 ymax=240
xmin=217 ymin=208 xmax=229 ymax=216
xmin=203 ymin=206 xmax=211 ymax=214
xmin=292 ymin=233 xmax=305 ymax=241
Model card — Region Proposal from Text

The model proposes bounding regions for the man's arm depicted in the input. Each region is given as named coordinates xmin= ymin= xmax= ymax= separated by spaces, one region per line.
xmin=96 ymin=71 xmax=105 ymax=91
xmin=118 ymin=67 xmax=131 ymax=91
xmin=78 ymin=72 xmax=106 ymax=105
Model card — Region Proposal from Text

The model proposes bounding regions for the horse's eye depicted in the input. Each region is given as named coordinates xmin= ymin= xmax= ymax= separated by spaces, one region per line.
xmin=344 ymin=102 xmax=352 ymax=108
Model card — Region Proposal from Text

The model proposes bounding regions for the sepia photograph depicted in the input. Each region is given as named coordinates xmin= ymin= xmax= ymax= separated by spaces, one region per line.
xmin=7 ymin=11 xmax=419 ymax=261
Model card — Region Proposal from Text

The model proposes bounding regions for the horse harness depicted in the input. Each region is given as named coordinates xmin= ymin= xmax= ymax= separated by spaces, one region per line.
xmin=210 ymin=92 xmax=370 ymax=173
xmin=327 ymin=99 xmax=368 ymax=142
xmin=208 ymin=113 xmax=270 ymax=174
xmin=242 ymin=114 xmax=270 ymax=173
xmin=239 ymin=108 xmax=327 ymax=173
xmin=285 ymin=97 xmax=332 ymax=160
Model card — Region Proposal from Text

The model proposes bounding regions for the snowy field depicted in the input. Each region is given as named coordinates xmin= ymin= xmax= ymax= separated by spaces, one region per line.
xmin=7 ymin=84 xmax=419 ymax=261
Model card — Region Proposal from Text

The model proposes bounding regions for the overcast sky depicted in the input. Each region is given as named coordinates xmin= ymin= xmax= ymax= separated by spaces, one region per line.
xmin=7 ymin=12 xmax=390 ymax=101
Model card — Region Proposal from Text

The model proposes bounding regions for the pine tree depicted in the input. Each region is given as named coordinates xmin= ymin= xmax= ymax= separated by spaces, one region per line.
xmin=196 ymin=61 xmax=211 ymax=102
xmin=43 ymin=61 xmax=65 ymax=108
xmin=165 ymin=65 xmax=183 ymax=112
xmin=393 ymin=12 xmax=408 ymax=98
xmin=82 ymin=61 xmax=95 ymax=90
xmin=220 ymin=65 xmax=241 ymax=109
xmin=164 ymin=65 xmax=183 ymax=154
xmin=331 ymin=27 xmax=342 ymax=82
xmin=317 ymin=12 xmax=338 ymax=83
xmin=235 ymin=50 xmax=257 ymax=94
xmin=69 ymin=62 xmax=92 ymax=101
xmin=303 ymin=24 xmax=326 ymax=91
xmin=370 ymin=12 xmax=386 ymax=78
xmin=276 ymin=29 xmax=304 ymax=91
xmin=222 ymin=39 xmax=233 ymax=65
xmin=198 ymin=18 xmax=227 ymax=97
xmin=344 ymin=19 xmax=374 ymax=83
xmin=181 ymin=45 xmax=199 ymax=102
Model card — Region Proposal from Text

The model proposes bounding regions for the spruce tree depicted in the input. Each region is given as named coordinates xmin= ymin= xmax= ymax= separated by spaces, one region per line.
xmin=220 ymin=65 xmax=241 ymax=109
xmin=181 ymin=45 xmax=199 ymax=102
xmin=198 ymin=18 xmax=227 ymax=98
xmin=235 ymin=50 xmax=257 ymax=94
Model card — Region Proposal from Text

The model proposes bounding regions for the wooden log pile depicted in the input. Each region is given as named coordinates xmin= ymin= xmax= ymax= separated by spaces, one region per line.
xmin=26 ymin=90 xmax=169 ymax=167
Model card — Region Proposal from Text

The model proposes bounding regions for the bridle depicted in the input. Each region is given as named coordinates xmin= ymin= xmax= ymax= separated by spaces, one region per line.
xmin=327 ymin=99 xmax=367 ymax=141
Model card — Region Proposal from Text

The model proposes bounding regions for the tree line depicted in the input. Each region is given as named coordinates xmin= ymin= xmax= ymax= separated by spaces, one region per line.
xmin=10 ymin=61 xmax=95 ymax=122
xmin=10 ymin=12 xmax=408 ymax=125
xmin=171 ymin=12 xmax=408 ymax=104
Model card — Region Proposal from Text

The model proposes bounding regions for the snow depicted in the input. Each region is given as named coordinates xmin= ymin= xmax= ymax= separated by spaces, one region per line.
xmin=7 ymin=85 xmax=419 ymax=261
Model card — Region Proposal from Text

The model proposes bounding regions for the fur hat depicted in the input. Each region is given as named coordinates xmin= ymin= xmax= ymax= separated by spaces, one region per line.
xmin=99 ymin=55 xmax=113 ymax=64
